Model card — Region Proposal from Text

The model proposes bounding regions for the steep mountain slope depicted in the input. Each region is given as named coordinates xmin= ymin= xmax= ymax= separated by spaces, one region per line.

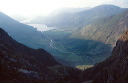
xmin=0 ymin=11 xmax=109 ymax=66
xmin=0 ymin=28 xmax=82 ymax=83
xmin=0 ymin=11 xmax=45 ymax=48
xmin=32 ymin=5 xmax=126 ymax=30
xmin=81 ymin=30 xmax=128 ymax=83
xmin=71 ymin=9 xmax=128 ymax=46
xmin=0 ymin=27 xmax=58 ymax=82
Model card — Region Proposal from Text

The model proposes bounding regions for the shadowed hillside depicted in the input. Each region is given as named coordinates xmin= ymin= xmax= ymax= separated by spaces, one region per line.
xmin=0 ymin=28 xmax=82 ymax=83
xmin=0 ymin=11 xmax=46 ymax=48
xmin=81 ymin=29 xmax=128 ymax=83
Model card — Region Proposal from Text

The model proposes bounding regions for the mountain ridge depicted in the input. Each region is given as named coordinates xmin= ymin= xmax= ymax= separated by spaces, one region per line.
xmin=71 ymin=9 xmax=128 ymax=46
xmin=31 ymin=5 xmax=126 ymax=31
xmin=0 ymin=27 xmax=59 ymax=82
xmin=0 ymin=11 xmax=47 ymax=49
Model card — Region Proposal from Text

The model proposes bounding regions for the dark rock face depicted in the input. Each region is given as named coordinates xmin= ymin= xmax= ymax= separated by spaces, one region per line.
xmin=0 ymin=28 xmax=82 ymax=83
xmin=0 ymin=28 xmax=59 ymax=82
xmin=82 ymin=30 xmax=128 ymax=83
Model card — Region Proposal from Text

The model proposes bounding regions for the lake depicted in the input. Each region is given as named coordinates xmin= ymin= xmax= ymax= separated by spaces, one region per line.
xmin=28 ymin=24 xmax=55 ymax=31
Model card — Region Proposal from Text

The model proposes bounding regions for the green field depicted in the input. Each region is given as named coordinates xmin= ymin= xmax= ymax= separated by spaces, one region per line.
xmin=41 ymin=30 xmax=112 ymax=66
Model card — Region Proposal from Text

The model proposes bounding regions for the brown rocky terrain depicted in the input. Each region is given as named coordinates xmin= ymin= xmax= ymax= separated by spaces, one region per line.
xmin=81 ymin=29 xmax=128 ymax=83
xmin=71 ymin=9 xmax=128 ymax=46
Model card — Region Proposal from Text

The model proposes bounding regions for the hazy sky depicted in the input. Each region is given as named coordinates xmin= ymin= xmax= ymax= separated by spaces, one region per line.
xmin=0 ymin=0 xmax=128 ymax=16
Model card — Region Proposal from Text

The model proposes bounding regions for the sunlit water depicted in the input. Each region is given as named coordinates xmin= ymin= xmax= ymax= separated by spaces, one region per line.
xmin=28 ymin=24 xmax=55 ymax=31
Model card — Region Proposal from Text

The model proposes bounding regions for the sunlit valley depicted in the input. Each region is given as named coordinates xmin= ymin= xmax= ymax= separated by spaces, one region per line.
xmin=0 ymin=0 xmax=128 ymax=83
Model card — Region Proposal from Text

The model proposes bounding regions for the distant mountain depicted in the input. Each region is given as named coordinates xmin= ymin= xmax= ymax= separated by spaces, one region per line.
xmin=0 ymin=11 xmax=108 ymax=66
xmin=50 ymin=7 xmax=90 ymax=16
xmin=10 ymin=8 xmax=90 ymax=23
xmin=32 ymin=5 xmax=126 ymax=30
xmin=0 ymin=28 xmax=82 ymax=83
xmin=0 ymin=11 xmax=46 ymax=48
xmin=10 ymin=14 xmax=29 ymax=22
xmin=81 ymin=29 xmax=128 ymax=83
xmin=31 ymin=7 xmax=90 ymax=30
xmin=71 ymin=9 xmax=128 ymax=46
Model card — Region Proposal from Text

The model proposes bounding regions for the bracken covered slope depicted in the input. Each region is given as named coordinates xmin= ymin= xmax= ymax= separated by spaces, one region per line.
xmin=71 ymin=9 xmax=128 ymax=46
xmin=81 ymin=29 xmax=128 ymax=83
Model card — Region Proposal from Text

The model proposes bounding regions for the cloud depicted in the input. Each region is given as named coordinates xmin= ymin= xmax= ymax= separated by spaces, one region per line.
xmin=0 ymin=0 xmax=127 ymax=16
xmin=106 ymin=0 xmax=128 ymax=8
xmin=62 ymin=0 xmax=128 ymax=8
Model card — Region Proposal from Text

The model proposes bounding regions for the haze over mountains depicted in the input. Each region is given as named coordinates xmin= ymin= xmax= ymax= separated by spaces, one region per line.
xmin=0 ymin=4 xmax=127 ymax=66
xmin=31 ymin=5 xmax=126 ymax=30
xmin=0 ymin=11 xmax=48 ymax=49
xmin=1 ymin=4 xmax=128 ymax=83
xmin=0 ymin=6 xmax=111 ymax=66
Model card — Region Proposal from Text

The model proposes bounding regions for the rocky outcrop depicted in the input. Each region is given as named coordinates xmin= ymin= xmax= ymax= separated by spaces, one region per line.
xmin=0 ymin=27 xmax=60 ymax=82
xmin=81 ymin=30 xmax=128 ymax=83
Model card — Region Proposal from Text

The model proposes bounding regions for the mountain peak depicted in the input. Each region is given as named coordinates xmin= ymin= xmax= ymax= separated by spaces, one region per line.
xmin=92 ymin=4 xmax=121 ymax=11
xmin=95 ymin=4 xmax=121 ymax=8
